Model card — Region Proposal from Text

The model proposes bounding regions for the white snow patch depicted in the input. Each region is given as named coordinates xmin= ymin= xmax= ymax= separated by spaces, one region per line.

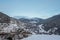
xmin=38 ymin=24 xmax=47 ymax=33
xmin=2 ymin=24 xmax=19 ymax=33
xmin=22 ymin=35 xmax=60 ymax=40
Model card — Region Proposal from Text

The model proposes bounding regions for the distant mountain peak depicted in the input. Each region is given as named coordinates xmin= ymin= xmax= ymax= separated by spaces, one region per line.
xmin=14 ymin=16 xmax=30 ymax=19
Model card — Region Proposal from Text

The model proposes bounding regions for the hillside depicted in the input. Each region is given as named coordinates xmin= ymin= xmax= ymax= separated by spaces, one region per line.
xmin=0 ymin=12 xmax=60 ymax=40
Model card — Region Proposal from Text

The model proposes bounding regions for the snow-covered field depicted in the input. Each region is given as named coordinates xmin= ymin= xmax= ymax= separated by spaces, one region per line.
xmin=22 ymin=35 xmax=60 ymax=40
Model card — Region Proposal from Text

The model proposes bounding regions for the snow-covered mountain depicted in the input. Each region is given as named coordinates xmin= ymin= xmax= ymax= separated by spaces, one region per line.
xmin=14 ymin=15 xmax=60 ymax=35
xmin=0 ymin=12 xmax=32 ymax=40
xmin=43 ymin=14 xmax=60 ymax=35
xmin=0 ymin=12 xmax=60 ymax=40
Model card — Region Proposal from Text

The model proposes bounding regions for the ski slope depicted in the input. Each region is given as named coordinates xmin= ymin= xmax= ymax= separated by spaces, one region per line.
xmin=22 ymin=35 xmax=60 ymax=40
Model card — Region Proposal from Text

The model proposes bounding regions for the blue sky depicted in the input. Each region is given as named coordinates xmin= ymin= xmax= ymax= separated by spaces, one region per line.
xmin=0 ymin=0 xmax=60 ymax=19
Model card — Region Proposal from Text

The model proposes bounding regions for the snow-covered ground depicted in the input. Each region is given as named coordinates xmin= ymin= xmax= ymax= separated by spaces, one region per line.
xmin=22 ymin=35 xmax=60 ymax=40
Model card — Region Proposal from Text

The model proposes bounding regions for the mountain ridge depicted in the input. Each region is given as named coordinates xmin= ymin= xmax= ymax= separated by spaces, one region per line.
xmin=0 ymin=12 xmax=60 ymax=40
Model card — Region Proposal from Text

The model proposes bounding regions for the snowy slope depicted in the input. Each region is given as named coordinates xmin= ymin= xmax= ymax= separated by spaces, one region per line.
xmin=2 ymin=24 xmax=19 ymax=33
xmin=22 ymin=35 xmax=60 ymax=40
